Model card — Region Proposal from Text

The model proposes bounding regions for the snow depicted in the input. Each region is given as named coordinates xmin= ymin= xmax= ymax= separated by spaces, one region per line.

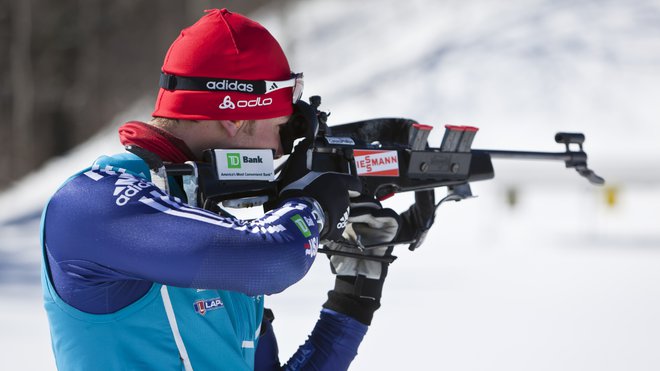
xmin=1 ymin=0 xmax=659 ymax=369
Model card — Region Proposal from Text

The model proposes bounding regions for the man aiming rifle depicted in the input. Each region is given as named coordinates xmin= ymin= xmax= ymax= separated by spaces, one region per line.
xmin=41 ymin=8 xmax=605 ymax=371
xmin=41 ymin=9 xmax=398 ymax=370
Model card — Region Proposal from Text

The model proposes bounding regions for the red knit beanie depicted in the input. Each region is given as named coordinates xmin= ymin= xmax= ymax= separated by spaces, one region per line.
xmin=153 ymin=9 xmax=296 ymax=120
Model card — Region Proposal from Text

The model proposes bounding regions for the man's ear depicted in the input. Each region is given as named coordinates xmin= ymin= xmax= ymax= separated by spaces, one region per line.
xmin=219 ymin=120 xmax=244 ymax=138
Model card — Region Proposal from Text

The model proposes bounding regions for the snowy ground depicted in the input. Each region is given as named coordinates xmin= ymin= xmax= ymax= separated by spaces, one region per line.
xmin=269 ymin=183 xmax=660 ymax=371
xmin=2 ymin=0 xmax=660 ymax=369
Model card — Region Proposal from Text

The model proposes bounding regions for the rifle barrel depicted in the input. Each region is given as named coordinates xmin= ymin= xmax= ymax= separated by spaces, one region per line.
xmin=476 ymin=149 xmax=578 ymax=162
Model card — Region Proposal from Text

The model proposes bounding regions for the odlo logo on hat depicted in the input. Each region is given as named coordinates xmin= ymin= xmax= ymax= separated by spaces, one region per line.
xmin=218 ymin=95 xmax=273 ymax=110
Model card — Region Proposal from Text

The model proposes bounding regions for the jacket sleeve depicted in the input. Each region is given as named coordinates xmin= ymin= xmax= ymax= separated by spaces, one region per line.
xmin=255 ymin=309 xmax=368 ymax=371
xmin=44 ymin=166 xmax=322 ymax=296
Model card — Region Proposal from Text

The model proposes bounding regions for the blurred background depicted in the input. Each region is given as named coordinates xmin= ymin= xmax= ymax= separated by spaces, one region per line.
xmin=1 ymin=0 xmax=659 ymax=369
xmin=0 ymin=0 xmax=269 ymax=190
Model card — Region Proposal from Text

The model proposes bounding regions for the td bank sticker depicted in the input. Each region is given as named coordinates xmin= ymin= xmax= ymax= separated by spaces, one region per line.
xmin=214 ymin=149 xmax=275 ymax=181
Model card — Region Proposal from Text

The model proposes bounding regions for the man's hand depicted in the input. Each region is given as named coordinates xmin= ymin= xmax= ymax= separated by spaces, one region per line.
xmin=279 ymin=172 xmax=361 ymax=241
xmin=328 ymin=197 xmax=400 ymax=281
xmin=323 ymin=196 xmax=400 ymax=325
xmin=275 ymin=139 xmax=361 ymax=241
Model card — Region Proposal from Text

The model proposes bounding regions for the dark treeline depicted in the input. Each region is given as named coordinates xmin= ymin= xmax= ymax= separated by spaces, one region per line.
xmin=0 ymin=0 xmax=273 ymax=190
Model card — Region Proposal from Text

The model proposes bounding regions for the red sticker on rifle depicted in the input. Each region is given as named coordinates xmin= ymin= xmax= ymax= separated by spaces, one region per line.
xmin=353 ymin=150 xmax=399 ymax=177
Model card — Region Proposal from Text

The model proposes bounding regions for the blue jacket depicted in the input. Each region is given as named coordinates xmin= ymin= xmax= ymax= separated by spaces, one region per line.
xmin=42 ymin=152 xmax=367 ymax=370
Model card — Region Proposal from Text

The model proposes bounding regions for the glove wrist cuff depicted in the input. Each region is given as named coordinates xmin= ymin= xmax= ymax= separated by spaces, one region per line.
xmin=333 ymin=275 xmax=385 ymax=302
xmin=322 ymin=289 xmax=380 ymax=326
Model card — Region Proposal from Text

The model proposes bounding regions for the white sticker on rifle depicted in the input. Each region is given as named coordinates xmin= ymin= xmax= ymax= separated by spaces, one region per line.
xmin=214 ymin=149 xmax=275 ymax=181
xmin=353 ymin=150 xmax=399 ymax=177
xmin=326 ymin=137 xmax=355 ymax=145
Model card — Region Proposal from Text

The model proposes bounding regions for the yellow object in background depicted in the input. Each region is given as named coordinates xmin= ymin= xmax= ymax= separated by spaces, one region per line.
xmin=605 ymin=186 xmax=619 ymax=208
xmin=506 ymin=187 xmax=519 ymax=209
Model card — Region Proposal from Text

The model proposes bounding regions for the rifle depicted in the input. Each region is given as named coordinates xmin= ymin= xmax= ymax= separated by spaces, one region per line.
xmin=163 ymin=96 xmax=604 ymax=262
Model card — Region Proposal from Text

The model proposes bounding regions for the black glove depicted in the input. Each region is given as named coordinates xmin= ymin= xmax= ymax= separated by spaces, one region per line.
xmin=279 ymin=173 xmax=361 ymax=241
xmin=323 ymin=196 xmax=400 ymax=325
xmin=275 ymin=139 xmax=362 ymax=241
xmin=397 ymin=190 xmax=437 ymax=250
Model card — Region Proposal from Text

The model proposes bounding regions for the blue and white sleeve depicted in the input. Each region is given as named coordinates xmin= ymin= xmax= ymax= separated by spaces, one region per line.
xmin=44 ymin=167 xmax=323 ymax=296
